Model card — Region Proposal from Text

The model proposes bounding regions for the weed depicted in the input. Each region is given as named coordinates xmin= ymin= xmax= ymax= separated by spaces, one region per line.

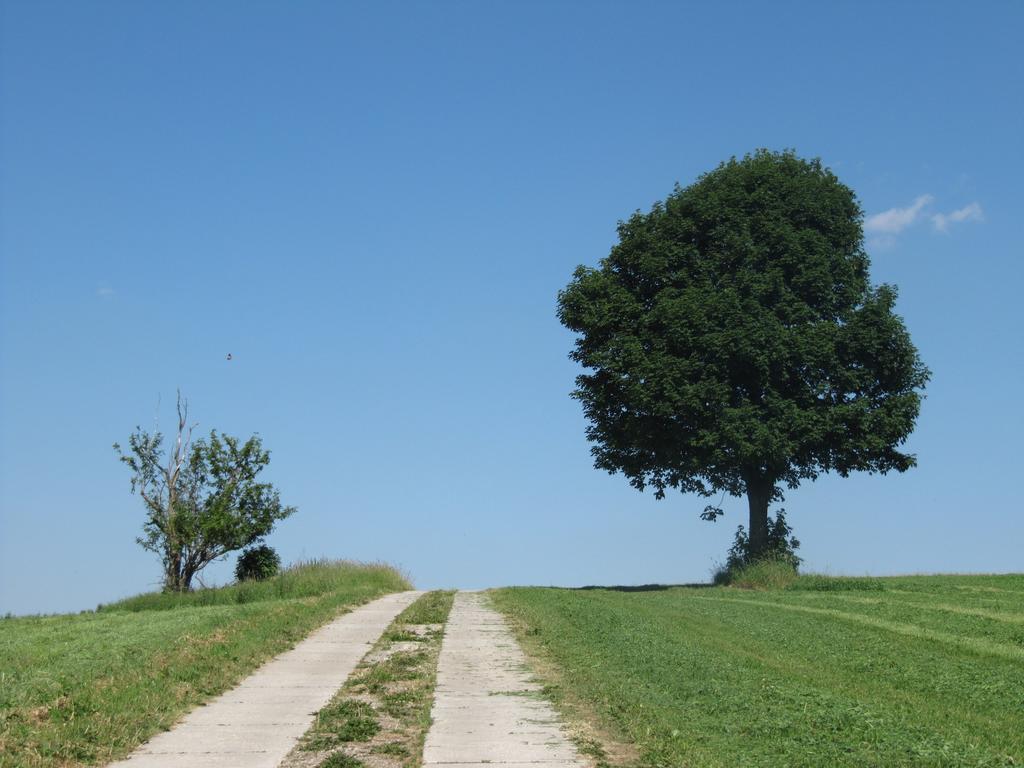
xmin=371 ymin=741 xmax=411 ymax=757
xmin=380 ymin=689 xmax=418 ymax=718
xmin=384 ymin=629 xmax=424 ymax=643
xmin=318 ymin=752 xmax=365 ymax=768
xmin=352 ymin=651 xmax=429 ymax=693
xmin=316 ymin=699 xmax=380 ymax=742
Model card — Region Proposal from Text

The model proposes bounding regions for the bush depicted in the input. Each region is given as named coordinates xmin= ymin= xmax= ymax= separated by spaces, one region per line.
xmin=235 ymin=545 xmax=282 ymax=582
xmin=725 ymin=508 xmax=801 ymax=571
xmin=714 ymin=509 xmax=801 ymax=587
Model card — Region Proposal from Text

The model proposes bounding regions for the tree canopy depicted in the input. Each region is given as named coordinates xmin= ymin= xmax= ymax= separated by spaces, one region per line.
xmin=557 ymin=150 xmax=929 ymax=556
xmin=115 ymin=395 xmax=295 ymax=591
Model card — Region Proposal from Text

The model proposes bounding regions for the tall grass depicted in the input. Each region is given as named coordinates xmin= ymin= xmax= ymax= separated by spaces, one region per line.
xmin=99 ymin=560 xmax=410 ymax=612
xmin=714 ymin=558 xmax=887 ymax=592
xmin=724 ymin=557 xmax=799 ymax=589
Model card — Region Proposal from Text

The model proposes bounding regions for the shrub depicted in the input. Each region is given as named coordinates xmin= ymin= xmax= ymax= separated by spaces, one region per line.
xmin=714 ymin=508 xmax=801 ymax=587
xmin=235 ymin=545 xmax=281 ymax=582
xmin=726 ymin=508 xmax=801 ymax=571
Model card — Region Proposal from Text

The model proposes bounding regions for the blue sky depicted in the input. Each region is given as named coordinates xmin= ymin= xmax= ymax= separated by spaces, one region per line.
xmin=1 ymin=1 xmax=1021 ymax=615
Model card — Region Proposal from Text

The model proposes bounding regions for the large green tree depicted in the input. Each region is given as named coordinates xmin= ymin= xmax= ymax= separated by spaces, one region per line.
xmin=558 ymin=150 xmax=929 ymax=557
xmin=115 ymin=394 xmax=295 ymax=592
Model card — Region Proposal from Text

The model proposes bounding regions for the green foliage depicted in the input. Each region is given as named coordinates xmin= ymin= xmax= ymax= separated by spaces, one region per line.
xmin=0 ymin=561 xmax=412 ymax=767
xmin=235 ymin=544 xmax=281 ymax=582
xmin=493 ymin=575 xmax=1024 ymax=767
xmin=727 ymin=508 xmax=801 ymax=570
xmin=114 ymin=393 xmax=296 ymax=592
xmin=557 ymin=149 xmax=929 ymax=554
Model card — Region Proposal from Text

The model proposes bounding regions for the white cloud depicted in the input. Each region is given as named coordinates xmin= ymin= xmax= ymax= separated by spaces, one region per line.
xmin=865 ymin=194 xmax=984 ymax=247
xmin=931 ymin=202 xmax=983 ymax=232
xmin=96 ymin=285 xmax=115 ymax=298
xmin=864 ymin=194 xmax=934 ymax=234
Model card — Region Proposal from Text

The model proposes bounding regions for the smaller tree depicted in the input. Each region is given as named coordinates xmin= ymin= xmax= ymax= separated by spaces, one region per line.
xmin=114 ymin=394 xmax=295 ymax=592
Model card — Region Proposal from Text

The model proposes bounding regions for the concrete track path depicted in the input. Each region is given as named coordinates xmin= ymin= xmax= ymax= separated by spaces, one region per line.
xmin=423 ymin=591 xmax=584 ymax=768
xmin=110 ymin=590 xmax=422 ymax=768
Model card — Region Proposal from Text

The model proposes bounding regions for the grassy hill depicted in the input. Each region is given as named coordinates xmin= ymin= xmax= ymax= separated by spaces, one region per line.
xmin=493 ymin=574 xmax=1024 ymax=768
xmin=0 ymin=560 xmax=411 ymax=767
xmin=6 ymin=566 xmax=1021 ymax=767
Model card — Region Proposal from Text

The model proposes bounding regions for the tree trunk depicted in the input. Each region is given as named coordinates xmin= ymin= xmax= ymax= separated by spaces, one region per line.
xmin=745 ymin=476 xmax=772 ymax=560
xmin=181 ymin=559 xmax=198 ymax=593
xmin=165 ymin=556 xmax=178 ymax=592
xmin=165 ymin=547 xmax=187 ymax=592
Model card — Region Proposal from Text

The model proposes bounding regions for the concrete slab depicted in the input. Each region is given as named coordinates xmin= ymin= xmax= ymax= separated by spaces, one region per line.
xmin=109 ymin=752 xmax=283 ymax=768
xmin=422 ymin=592 xmax=584 ymax=767
xmin=136 ymin=725 xmax=296 ymax=754
xmin=110 ymin=590 xmax=422 ymax=768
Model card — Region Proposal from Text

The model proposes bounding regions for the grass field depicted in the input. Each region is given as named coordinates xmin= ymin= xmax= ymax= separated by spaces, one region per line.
xmin=492 ymin=574 xmax=1024 ymax=768
xmin=0 ymin=560 xmax=411 ymax=767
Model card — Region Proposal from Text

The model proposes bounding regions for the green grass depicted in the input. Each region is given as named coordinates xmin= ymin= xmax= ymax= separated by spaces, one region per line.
xmin=0 ymin=560 xmax=411 ymax=767
xmin=391 ymin=589 xmax=454 ymax=625
xmin=303 ymin=700 xmax=381 ymax=750
xmin=492 ymin=574 xmax=1024 ymax=768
